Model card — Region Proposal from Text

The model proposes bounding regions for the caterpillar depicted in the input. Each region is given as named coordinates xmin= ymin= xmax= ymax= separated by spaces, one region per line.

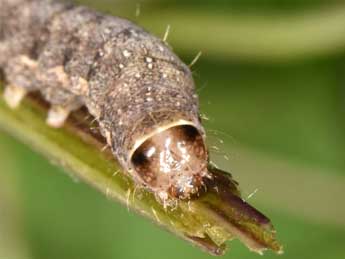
xmin=0 ymin=0 xmax=220 ymax=206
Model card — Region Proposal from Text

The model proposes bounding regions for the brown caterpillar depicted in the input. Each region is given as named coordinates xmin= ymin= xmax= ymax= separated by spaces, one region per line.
xmin=0 ymin=0 xmax=214 ymax=206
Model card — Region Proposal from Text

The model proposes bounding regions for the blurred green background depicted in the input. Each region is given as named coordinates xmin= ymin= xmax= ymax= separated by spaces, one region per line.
xmin=1 ymin=0 xmax=345 ymax=258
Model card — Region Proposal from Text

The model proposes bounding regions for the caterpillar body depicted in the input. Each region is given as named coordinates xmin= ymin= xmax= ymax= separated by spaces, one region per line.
xmin=0 ymin=0 xmax=213 ymax=205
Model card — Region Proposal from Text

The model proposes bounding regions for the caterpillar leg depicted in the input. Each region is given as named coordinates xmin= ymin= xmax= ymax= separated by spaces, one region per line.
xmin=3 ymin=84 xmax=27 ymax=109
xmin=46 ymin=105 xmax=71 ymax=128
xmin=43 ymin=85 xmax=83 ymax=128
xmin=39 ymin=67 xmax=83 ymax=128
xmin=3 ymin=55 xmax=39 ymax=108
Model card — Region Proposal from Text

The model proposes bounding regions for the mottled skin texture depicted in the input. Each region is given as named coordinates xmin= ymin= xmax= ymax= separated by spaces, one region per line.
xmin=132 ymin=125 xmax=208 ymax=201
xmin=0 ymin=0 xmax=208 ymax=204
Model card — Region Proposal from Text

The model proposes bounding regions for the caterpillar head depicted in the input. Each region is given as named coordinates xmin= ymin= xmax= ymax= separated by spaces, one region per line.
xmin=130 ymin=124 xmax=209 ymax=204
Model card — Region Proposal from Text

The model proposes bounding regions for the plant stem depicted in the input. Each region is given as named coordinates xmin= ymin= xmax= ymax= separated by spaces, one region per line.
xmin=0 ymin=86 xmax=282 ymax=255
xmin=0 ymin=149 xmax=30 ymax=259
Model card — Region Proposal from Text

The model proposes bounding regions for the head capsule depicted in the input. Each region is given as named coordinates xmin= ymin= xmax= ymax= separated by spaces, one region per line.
xmin=130 ymin=124 xmax=208 ymax=202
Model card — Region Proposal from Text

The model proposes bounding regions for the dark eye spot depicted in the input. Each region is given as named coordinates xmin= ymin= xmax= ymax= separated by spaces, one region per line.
xmin=181 ymin=125 xmax=199 ymax=141
xmin=131 ymin=150 xmax=148 ymax=167
xmin=131 ymin=145 xmax=157 ymax=186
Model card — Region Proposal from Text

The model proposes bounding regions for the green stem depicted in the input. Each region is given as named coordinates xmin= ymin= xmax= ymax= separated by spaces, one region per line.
xmin=0 ymin=86 xmax=282 ymax=255
xmin=0 ymin=150 xmax=30 ymax=259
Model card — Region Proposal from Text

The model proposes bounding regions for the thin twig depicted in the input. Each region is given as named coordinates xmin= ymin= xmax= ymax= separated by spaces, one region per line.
xmin=0 ymin=86 xmax=282 ymax=255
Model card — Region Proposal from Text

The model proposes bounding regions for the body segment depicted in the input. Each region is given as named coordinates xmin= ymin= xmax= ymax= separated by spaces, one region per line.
xmin=0 ymin=0 xmax=208 ymax=204
xmin=0 ymin=2 xmax=283 ymax=254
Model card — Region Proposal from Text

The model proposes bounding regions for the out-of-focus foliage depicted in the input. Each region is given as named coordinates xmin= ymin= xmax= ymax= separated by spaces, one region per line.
xmin=0 ymin=0 xmax=344 ymax=259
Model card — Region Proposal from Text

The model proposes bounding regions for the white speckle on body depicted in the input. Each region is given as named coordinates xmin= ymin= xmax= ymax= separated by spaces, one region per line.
xmin=145 ymin=57 xmax=153 ymax=63
xmin=123 ymin=49 xmax=131 ymax=58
